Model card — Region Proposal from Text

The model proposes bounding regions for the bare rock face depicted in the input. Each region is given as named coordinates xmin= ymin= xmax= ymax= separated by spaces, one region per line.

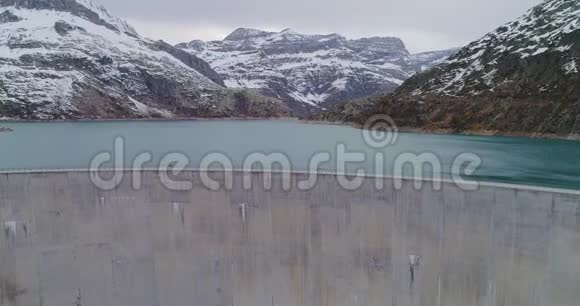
xmin=54 ymin=20 xmax=86 ymax=35
xmin=0 ymin=9 xmax=20 ymax=23
xmin=177 ymin=29 xmax=458 ymax=116
xmin=0 ymin=0 xmax=288 ymax=119
xmin=151 ymin=40 xmax=225 ymax=86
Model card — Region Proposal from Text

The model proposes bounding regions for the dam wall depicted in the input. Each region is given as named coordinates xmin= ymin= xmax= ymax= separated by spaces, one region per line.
xmin=0 ymin=171 xmax=579 ymax=306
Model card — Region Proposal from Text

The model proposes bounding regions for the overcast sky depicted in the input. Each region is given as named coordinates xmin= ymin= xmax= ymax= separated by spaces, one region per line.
xmin=98 ymin=0 xmax=542 ymax=53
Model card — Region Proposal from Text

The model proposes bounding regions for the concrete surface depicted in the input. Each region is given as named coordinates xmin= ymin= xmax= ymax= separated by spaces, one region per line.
xmin=0 ymin=171 xmax=579 ymax=306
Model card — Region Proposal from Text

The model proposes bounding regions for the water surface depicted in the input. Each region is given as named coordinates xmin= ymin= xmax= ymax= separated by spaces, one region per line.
xmin=1 ymin=120 xmax=579 ymax=190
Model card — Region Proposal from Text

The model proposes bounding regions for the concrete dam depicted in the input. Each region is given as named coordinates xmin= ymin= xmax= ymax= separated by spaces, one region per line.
xmin=1 ymin=171 xmax=579 ymax=306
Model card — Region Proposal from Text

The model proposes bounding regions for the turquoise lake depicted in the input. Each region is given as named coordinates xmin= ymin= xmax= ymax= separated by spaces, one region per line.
xmin=1 ymin=120 xmax=579 ymax=190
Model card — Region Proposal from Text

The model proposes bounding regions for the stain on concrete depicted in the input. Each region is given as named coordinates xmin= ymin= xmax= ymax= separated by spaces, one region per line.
xmin=409 ymin=254 xmax=421 ymax=286
xmin=0 ymin=277 xmax=27 ymax=304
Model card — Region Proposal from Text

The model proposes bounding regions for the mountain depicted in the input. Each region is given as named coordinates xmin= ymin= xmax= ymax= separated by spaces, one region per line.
xmin=408 ymin=49 xmax=462 ymax=73
xmin=322 ymin=0 xmax=580 ymax=137
xmin=398 ymin=0 xmax=579 ymax=99
xmin=177 ymin=29 xmax=458 ymax=116
xmin=0 ymin=0 xmax=289 ymax=119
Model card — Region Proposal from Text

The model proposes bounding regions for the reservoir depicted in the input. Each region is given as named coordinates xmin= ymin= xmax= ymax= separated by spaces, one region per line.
xmin=1 ymin=120 xmax=580 ymax=189
xmin=1 ymin=121 xmax=579 ymax=306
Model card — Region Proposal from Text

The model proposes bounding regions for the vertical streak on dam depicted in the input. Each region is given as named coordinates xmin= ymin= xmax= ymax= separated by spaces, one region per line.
xmin=0 ymin=171 xmax=579 ymax=306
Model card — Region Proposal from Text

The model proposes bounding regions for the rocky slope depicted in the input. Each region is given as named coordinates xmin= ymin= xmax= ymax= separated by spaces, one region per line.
xmin=398 ymin=0 xmax=579 ymax=99
xmin=0 ymin=0 xmax=289 ymax=119
xmin=324 ymin=0 xmax=580 ymax=137
xmin=177 ymin=29 xmax=458 ymax=115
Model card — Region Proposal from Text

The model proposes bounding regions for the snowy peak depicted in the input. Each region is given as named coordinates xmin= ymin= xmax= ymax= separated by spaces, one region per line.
xmin=0 ymin=0 xmax=287 ymax=119
xmin=398 ymin=0 xmax=580 ymax=98
xmin=0 ymin=0 xmax=137 ymax=35
xmin=447 ymin=0 xmax=579 ymax=63
xmin=178 ymin=29 xmax=457 ymax=115
xmin=215 ymin=28 xmax=405 ymax=55
xmin=75 ymin=0 xmax=138 ymax=35
xmin=224 ymin=28 xmax=272 ymax=41
xmin=175 ymin=39 xmax=206 ymax=52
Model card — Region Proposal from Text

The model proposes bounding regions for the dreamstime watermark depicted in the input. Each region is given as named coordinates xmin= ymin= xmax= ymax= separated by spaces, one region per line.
xmin=89 ymin=115 xmax=483 ymax=192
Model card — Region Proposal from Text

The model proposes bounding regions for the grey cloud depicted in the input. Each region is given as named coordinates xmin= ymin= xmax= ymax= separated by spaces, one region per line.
xmin=97 ymin=0 xmax=542 ymax=52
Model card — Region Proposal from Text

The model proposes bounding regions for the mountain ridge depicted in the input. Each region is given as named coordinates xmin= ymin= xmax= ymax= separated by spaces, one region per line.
xmin=0 ymin=0 xmax=289 ymax=119
xmin=178 ymin=29 xmax=458 ymax=115
xmin=398 ymin=0 xmax=579 ymax=99
xmin=318 ymin=0 xmax=580 ymax=137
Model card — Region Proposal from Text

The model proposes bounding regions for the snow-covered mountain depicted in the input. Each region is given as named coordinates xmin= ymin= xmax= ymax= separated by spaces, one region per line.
xmin=0 ymin=0 xmax=288 ymax=119
xmin=398 ymin=0 xmax=579 ymax=100
xmin=324 ymin=0 xmax=580 ymax=137
xmin=177 ymin=29 xmax=458 ymax=115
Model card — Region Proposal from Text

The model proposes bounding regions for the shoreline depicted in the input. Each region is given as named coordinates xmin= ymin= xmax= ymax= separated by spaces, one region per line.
xmin=298 ymin=119 xmax=580 ymax=141
xmin=0 ymin=116 xmax=298 ymax=123
xmin=2 ymin=117 xmax=579 ymax=141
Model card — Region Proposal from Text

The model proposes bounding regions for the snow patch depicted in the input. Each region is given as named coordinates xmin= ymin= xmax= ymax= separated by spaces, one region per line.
xmin=288 ymin=92 xmax=325 ymax=106
xmin=224 ymin=79 xmax=267 ymax=89
xmin=332 ymin=78 xmax=348 ymax=90
xmin=129 ymin=97 xmax=174 ymax=118
xmin=531 ymin=47 xmax=549 ymax=56
xmin=563 ymin=60 xmax=578 ymax=74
